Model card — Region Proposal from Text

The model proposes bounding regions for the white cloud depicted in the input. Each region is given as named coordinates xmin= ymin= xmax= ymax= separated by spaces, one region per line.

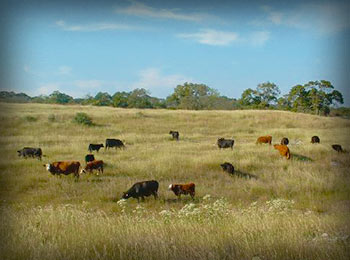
xmin=131 ymin=68 xmax=192 ymax=97
xmin=57 ymin=66 xmax=72 ymax=75
xmin=249 ymin=31 xmax=270 ymax=46
xmin=55 ymin=20 xmax=136 ymax=32
xmin=38 ymin=83 xmax=60 ymax=95
xmin=115 ymin=1 xmax=208 ymax=22
xmin=259 ymin=2 xmax=350 ymax=35
xmin=177 ymin=29 xmax=239 ymax=46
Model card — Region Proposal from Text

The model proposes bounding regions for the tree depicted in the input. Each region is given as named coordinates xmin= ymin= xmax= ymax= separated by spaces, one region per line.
xmin=166 ymin=82 xmax=219 ymax=110
xmin=239 ymin=88 xmax=261 ymax=106
xmin=127 ymin=88 xmax=153 ymax=108
xmin=112 ymin=91 xmax=130 ymax=108
xmin=48 ymin=91 xmax=73 ymax=104
xmin=256 ymin=82 xmax=281 ymax=107
xmin=93 ymin=92 xmax=112 ymax=106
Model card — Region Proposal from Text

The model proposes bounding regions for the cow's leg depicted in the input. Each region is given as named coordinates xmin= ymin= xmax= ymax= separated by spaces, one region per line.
xmin=141 ymin=196 xmax=145 ymax=202
xmin=153 ymin=191 xmax=158 ymax=200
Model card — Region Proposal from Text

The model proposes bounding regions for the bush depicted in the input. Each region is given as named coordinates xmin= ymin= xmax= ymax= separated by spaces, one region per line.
xmin=24 ymin=115 xmax=38 ymax=122
xmin=73 ymin=112 xmax=93 ymax=126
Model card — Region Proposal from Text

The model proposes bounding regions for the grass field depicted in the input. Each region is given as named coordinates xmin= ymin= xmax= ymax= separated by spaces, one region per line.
xmin=0 ymin=102 xmax=349 ymax=260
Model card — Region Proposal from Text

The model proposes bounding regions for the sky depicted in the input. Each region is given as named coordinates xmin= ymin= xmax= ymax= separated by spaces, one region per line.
xmin=1 ymin=0 xmax=349 ymax=105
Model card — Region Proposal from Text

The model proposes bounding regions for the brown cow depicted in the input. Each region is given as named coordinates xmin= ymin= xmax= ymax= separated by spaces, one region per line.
xmin=168 ymin=183 xmax=195 ymax=199
xmin=273 ymin=144 xmax=291 ymax=159
xmin=256 ymin=135 xmax=272 ymax=145
xmin=44 ymin=161 xmax=81 ymax=178
xmin=80 ymin=160 xmax=104 ymax=175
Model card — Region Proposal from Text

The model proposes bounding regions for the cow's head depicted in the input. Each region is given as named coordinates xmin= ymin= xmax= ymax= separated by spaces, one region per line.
xmin=17 ymin=151 xmax=21 ymax=156
xmin=80 ymin=168 xmax=87 ymax=175
xmin=44 ymin=163 xmax=51 ymax=171
xmin=122 ymin=192 xmax=130 ymax=199
xmin=168 ymin=184 xmax=173 ymax=190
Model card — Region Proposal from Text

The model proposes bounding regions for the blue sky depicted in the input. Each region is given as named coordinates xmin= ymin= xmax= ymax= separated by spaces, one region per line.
xmin=1 ymin=0 xmax=349 ymax=105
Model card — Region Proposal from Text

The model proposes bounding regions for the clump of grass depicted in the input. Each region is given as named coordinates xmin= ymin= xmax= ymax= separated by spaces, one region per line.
xmin=23 ymin=115 xmax=37 ymax=122
xmin=73 ymin=112 xmax=93 ymax=126
xmin=48 ymin=114 xmax=56 ymax=122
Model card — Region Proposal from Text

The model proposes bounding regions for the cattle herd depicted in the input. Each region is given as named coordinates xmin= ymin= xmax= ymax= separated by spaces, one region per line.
xmin=17 ymin=133 xmax=346 ymax=202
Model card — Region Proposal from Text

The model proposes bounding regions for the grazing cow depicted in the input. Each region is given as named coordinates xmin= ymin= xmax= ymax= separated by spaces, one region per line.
xmin=273 ymin=144 xmax=291 ymax=159
xmin=332 ymin=144 xmax=344 ymax=153
xmin=80 ymin=160 xmax=103 ymax=175
xmin=311 ymin=136 xmax=320 ymax=144
xmin=44 ymin=161 xmax=81 ymax=179
xmin=220 ymin=162 xmax=235 ymax=175
xmin=168 ymin=183 xmax=195 ymax=199
xmin=169 ymin=131 xmax=179 ymax=141
xmin=280 ymin=137 xmax=289 ymax=145
xmin=88 ymin=144 xmax=104 ymax=153
xmin=217 ymin=138 xmax=235 ymax=149
xmin=85 ymin=154 xmax=95 ymax=163
xmin=256 ymin=135 xmax=272 ymax=145
xmin=122 ymin=180 xmax=159 ymax=202
xmin=105 ymin=139 xmax=125 ymax=150
xmin=17 ymin=147 xmax=42 ymax=160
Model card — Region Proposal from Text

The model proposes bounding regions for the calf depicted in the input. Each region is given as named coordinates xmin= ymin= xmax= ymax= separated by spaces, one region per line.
xmin=220 ymin=162 xmax=235 ymax=175
xmin=217 ymin=138 xmax=234 ymax=149
xmin=280 ymin=137 xmax=289 ymax=145
xmin=80 ymin=160 xmax=103 ymax=175
xmin=85 ymin=154 xmax=95 ymax=163
xmin=17 ymin=147 xmax=42 ymax=160
xmin=256 ymin=135 xmax=272 ymax=145
xmin=106 ymin=139 xmax=125 ymax=150
xmin=169 ymin=131 xmax=179 ymax=141
xmin=88 ymin=144 xmax=104 ymax=153
xmin=332 ymin=144 xmax=344 ymax=153
xmin=44 ymin=161 xmax=81 ymax=179
xmin=311 ymin=136 xmax=320 ymax=144
xmin=273 ymin=144 xmax=291 ymax=159
xmin=122 ymin=180 xmax=159 ymax=202
xmin=168 ymin=183 xmax=195 ymax=199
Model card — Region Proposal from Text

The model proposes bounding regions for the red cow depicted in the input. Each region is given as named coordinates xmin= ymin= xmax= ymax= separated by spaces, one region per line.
xmin=168 ymin=183 xmax=195 ymax=199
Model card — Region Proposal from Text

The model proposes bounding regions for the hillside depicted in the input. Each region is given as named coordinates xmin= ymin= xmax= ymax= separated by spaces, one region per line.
xmin=0 ymin=102 xmax=349 ymax=260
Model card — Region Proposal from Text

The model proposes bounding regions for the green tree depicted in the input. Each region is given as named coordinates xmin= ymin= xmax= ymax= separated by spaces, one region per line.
xmin=127 ymin=88 xmax=153 ymax=108
xmin=112 ymin=92 xmax=130 ymax=108
xmin=48 ymin=91 xmax=73 ymax=104
xmin=239 ymin=88 xmax=261 ymax=106
xmin=256 ymin=82 xmax=281 ymax=107
xmin=93 ymin=92 xmax=112 ymax=106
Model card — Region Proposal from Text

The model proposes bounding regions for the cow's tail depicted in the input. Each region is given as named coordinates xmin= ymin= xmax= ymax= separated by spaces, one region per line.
xmin=287 ymin=151 xmax=291 ymax=160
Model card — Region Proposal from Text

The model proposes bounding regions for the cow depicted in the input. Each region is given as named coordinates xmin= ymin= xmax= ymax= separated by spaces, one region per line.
xmin=44 ymin=161 xmax=81 ymax=179
xmin=311 ymin=136 xmax=320 ymax=144
xmin=122 ymin=180 xmax=159 ymax=202
xmin=220 ymin=162 xmax=235 ymax=175
xmin=256 ymin=135 xmax=272 ymax=145
xmin=105 ymin=139 xmax=125 ymax=150
xmin=80 ymin=160 xmax=103 ymax=175
xmin=273 ymin=144 xmax=291 ymax=159
xmin=88 ymin=144 xmax=104 ymax=153
xmin=17 ymin=147 xmax=42 ymax=160
xmin=332 ymin=144 xmax=344 ymax=153
xmin=85 ymin=154 xmax=95 ymax=163
xmin=217 ymin=138 xmax=234 ymax=149
xmin=168 ymin=183 xmax=195 ymax=199
xmin=169 ymin=131 xmax=179 ymax=141
xmin=280 ymin=137 xmax=289 ymax=145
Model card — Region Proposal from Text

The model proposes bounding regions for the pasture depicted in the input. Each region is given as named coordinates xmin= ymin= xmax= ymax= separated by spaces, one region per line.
xmin=0 ymin=102 xmax=349 ymax=260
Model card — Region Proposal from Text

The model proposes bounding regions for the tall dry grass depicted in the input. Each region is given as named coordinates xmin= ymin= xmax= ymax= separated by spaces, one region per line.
xmin=0 ymin=102 xmax=349 ymax=259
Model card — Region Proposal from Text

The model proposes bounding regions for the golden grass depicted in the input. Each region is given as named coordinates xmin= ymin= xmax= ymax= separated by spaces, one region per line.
xmin=0 ymin=102 xmax=349 ymax=260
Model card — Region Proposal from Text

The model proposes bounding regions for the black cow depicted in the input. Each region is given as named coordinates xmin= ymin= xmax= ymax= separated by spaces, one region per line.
xmin=88 ymin=144 xmax=104 ymax=153
xmin=280 ymin=137 xmax=289 ymax=145
xmin=122 ymin=180 xmax=159 ymax=202
xmin=169 ymin=131 xmax=179 ymax=141
xmin=220 ymin=162 xmax=235 ymax=175
xmin=217 ymin=138 xmax=234 ymax=149
xmin=17 ymin=147 xmax=42 ymax=160
xmin=85 ymin=154 xmax=95 ymax=163
xmin=105 ymin=139 xmax=125 ymax=150
xmin=332 ymin=144 xmax=344 ymax=153
xmin=311 ymin=136 xmax=320 ymax=144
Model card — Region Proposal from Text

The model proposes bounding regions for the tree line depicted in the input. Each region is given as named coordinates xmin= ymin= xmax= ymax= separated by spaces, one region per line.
xmin=0 ymin=80 xmax=347 ymax=116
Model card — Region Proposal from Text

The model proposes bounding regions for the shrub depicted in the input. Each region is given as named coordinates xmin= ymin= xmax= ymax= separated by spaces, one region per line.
xmin=24 ymin=115 xmax=37 ymax=122
xmin=73 ymin=112 xmax=93 ymax=126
